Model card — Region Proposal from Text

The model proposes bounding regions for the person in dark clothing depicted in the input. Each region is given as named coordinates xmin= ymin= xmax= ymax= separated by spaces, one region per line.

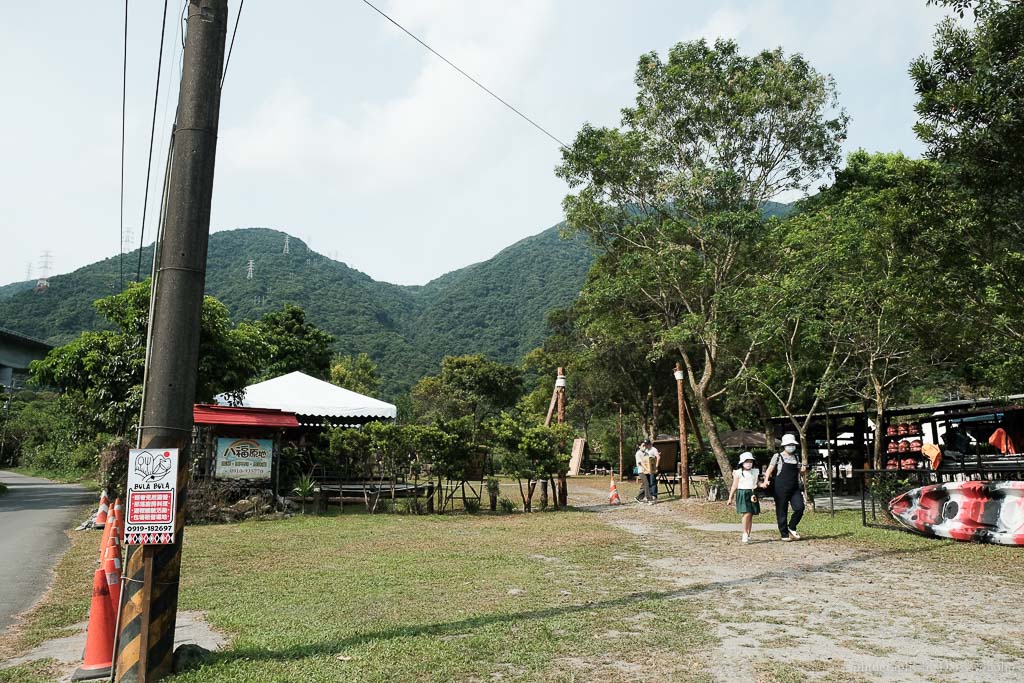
xmin=763 ymin=433 xmax=807 ymax=541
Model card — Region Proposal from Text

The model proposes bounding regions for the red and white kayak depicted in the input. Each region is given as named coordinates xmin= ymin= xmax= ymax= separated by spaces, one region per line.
xmin=889 ymin=480 xmax=1024 ymax=546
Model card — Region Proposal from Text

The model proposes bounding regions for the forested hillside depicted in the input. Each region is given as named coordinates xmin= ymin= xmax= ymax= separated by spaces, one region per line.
xmin=0 ymin=225 xmax=594 ymax=395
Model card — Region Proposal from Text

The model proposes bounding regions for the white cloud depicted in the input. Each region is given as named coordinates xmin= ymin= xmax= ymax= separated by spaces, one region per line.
xmin=219 ymin=0 xmax=555 ymax=194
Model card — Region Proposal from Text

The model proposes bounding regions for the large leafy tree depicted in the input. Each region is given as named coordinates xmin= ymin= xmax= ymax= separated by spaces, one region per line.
xmin=911 ymin=0 xmax=1024 ymax=392
xmin=253 ymin=303 xmax=335 ymax=380
xmin=329 ymin=352 xmax=381 ymax=397
xmin=556 ymin=39 xmax=847 ymax=477
xmin=410 ymin=354 xmax=523 ymax=439
xmin=775 ymin=152 xmax=965 ymax=467
xmin=32 ymin=281 xmax=268 ymax=436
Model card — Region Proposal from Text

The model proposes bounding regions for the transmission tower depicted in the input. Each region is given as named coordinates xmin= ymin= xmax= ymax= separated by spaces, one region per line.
xmin=35 ymin=251 xmax=52 ymax=293
xmin=24 ymin=263 xmax=33 ymax=281
xmin=283 ymin=235 xmax=290 ymax=254
xmin=123 ymin=227 xmax=135 ymax=254
xmin=246 ymin=258 xmax=255 ymax=280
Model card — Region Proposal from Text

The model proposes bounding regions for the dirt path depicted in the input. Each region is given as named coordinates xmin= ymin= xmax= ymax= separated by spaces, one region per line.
xmin=570 ymin=479 xmax=1023 ymax=682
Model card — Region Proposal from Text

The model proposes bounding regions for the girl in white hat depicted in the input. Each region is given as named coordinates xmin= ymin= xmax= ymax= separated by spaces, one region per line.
xmin=727 ymin=451 xmax=761 ymax=543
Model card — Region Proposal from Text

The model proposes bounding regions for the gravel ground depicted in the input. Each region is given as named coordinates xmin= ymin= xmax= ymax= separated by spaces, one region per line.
xmin=568 ymin=476 xmax=1023 ymax=683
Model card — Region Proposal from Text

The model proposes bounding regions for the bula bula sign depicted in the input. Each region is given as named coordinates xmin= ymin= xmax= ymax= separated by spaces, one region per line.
xmin=124 ymin=448 xmax=179 ymax=544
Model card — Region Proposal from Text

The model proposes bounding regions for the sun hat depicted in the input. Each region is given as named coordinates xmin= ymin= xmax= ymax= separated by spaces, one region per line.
xmin=738 ymin=452 xmax=755 ymax=464
xmin=781 ymin=433 xmax=799 ymax=447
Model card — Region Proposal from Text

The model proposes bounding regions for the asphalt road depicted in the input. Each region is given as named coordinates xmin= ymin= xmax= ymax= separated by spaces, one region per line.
xmin=0 ymin=471 xmax=94 ymax=632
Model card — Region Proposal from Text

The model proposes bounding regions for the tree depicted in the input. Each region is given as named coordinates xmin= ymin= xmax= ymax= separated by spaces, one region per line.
xmin=253 ymin=304 xmax=334 ymax=380
xmin=912 ymin=0 xmax=1024 ymax=393
xmin=329 ymin=353 xmax=380 ymax=396
xmin=410 ymin=355 xmax=523 ymax=446
xmin=495 ymin=412 xmax=573 ymax=512
xmin=777 ymin=152 xmax=963 ymax=467
xmin=32 ymin=281 xmax=267 ymax=436
xmin=556 ymin=39 xmax=847 ymax=477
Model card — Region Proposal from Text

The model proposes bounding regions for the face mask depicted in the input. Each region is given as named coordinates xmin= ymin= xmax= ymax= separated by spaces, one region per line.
xmin=784 ymin=444 xmax=797 ymax=454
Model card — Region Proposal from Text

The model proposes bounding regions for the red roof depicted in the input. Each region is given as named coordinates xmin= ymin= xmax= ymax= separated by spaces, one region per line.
xmin=193 ymin=404 xmax=299 ymax=428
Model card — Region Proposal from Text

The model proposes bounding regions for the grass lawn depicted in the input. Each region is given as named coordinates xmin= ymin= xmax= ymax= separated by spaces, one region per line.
xmin=2 ymin=509 xmax=714 ymax=682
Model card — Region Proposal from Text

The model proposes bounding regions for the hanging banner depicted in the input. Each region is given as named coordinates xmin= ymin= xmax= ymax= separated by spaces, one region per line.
xmin=124 ymin=448 xmax=179 ymax=545
xmin=215 ymin=437 xmax=274 ymax=480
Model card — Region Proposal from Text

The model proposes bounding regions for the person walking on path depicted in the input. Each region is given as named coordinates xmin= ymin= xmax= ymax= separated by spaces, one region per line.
xmin=763 ymin=433 xmax=807 ymax=541
xmin=727 ymin=452 xmax=762 ymax=543
xmin=633 ymin=440 xmax=660 ymax=504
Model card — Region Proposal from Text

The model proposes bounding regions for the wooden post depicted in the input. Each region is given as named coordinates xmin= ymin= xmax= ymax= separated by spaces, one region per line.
xmin=618 ymin=405 xmax=624 ymax=481
xmin=555 ymin=368 xmax=567 ymax=506
xmin=674 ymin=363 xmax=690 ymax=498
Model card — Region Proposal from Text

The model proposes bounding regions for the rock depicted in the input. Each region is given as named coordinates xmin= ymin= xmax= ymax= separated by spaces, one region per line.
xmin=173 ymin=644 xmax=211 ymax=673
xmin=507 ymin=588 xmax=525 ymax=596
xmin=231 ymin=498 xmax=255 ymax=514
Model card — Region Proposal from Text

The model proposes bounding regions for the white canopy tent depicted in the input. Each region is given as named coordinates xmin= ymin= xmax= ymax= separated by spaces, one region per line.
xmin=217 ymin=371 xmax=397 ymax=425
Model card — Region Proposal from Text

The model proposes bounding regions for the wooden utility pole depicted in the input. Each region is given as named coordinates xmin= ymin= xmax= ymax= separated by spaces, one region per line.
xmin=617 ymin=404 xmax=624 ymax=481
xmin=115 ymin=2 xmax=228 ymax=681
xmin=555 ymin=368 xmax=567 ymax=507
xmin=674 ymin=363 xmax=690 ymax=498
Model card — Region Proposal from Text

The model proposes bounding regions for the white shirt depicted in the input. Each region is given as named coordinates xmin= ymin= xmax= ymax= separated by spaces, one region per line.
xmin=734 ymin=467 xmax=759 ymax=490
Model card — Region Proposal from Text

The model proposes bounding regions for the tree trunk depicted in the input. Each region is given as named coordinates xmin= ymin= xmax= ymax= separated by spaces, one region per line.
xmin=873 ymin=399 xmax=886 ymax=470
xmin=692 ymin=389 xmax=732 ymax=478
xmin=540 ymin=479 xmax=549 ymax=510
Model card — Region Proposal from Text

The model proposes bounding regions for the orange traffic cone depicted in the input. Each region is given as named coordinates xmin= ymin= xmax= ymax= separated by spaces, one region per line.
xmin=94 ymin=490 xmax=109 ymax=529
xmin=102 ymin=538 xmax=122 ymax=617
xmin=97 ymin=520 xmax=112 ymax=563
xmin=609 ymin=477 xmax=622 ymax=505
xmin=111 ymin=498 xmax=124 ymax=545
xmin=72 ymin=567 xmax=115 ymax=681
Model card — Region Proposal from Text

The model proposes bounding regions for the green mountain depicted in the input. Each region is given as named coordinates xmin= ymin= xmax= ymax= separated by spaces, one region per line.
xmin=0 ymin=226 xmax=594 ymax=396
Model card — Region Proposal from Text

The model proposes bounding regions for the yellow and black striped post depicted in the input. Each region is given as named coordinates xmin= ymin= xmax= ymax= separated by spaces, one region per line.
xmin=115 ymin=2 xmax=228 ymax=680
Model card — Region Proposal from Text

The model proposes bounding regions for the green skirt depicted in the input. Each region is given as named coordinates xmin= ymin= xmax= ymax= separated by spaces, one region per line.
xmin=736 ymin=489 xmax=761 ymax=515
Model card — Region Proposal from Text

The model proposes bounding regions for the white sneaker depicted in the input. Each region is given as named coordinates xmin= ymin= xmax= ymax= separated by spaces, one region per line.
xmin=741 ymin=534 xmax=750 ymax=544
xmin=781 ymin=536 xmax=794 ymax=542
xmin=789 ymin=529 xmax=802 ymax=540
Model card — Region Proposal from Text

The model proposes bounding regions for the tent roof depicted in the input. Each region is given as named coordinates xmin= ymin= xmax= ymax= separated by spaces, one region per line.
xmin=193 ymin=404 xmax=299 ymax=428
xmin=720 ymin=430 xmax=780 ymax=449
xmin=217 ymin=371 xmax=397 ymax=421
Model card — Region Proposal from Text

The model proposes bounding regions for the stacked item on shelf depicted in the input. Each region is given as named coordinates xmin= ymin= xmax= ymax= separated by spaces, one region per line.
xmin=884 ymin=422 xmax=924 ymax=470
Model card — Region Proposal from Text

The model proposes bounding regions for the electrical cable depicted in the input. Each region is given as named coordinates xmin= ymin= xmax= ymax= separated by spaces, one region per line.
xmin=136 ymin=0 xmax=171 ymax=283
xmin=358 ymin=0 xmax=569 ymax=150
xmin=221 ymin=0 xmax=245 ymax=90
xmin=119 ymin=0 xmax=128 ymax=292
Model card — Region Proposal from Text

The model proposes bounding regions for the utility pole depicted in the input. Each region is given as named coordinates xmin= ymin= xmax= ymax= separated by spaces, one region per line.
xmin=618 ymin=404 xmax=624 ymax=481
xmin=115 ymin=2 xmax=228 ymax=681
xmin=555 ymin=368 xmax=567 ymax=507
xmin=674 ymin=362 xmax=690 ymax=498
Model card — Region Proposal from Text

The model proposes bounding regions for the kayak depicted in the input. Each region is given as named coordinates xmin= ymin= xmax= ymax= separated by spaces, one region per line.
xmin=888 ymin=480 xmax=1024 ymax=546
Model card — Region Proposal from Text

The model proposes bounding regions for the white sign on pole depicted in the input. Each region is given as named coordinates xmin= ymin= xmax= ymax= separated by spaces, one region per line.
xmin=124 ymin=448 xmax=179 ymax=545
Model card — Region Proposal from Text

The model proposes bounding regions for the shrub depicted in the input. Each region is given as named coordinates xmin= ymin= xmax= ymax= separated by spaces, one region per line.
xmin=498 ymin=497 xmax=517 ymax=514
xmin=463 ymin=498 xmax=481 ymax=514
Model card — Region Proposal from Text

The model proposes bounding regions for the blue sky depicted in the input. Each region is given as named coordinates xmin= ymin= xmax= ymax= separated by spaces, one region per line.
xmin=0 ymin=1 xmax=955 ymax=286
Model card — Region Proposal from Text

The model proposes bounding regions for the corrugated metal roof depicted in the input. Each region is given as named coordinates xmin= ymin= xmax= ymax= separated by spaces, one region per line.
xmin=193 ymin=404 xmax=299 ymax=428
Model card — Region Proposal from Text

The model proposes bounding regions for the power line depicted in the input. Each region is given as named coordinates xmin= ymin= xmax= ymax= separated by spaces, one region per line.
xmin=220 ymin=0 xmax=245 ymax=90
xmin=119 ymin=0 xmax=128 ymax=292
xmin=137 ymin=0 xmax=171 ymax=283
xmin=358 ymin=0 xmax=569 ymax=150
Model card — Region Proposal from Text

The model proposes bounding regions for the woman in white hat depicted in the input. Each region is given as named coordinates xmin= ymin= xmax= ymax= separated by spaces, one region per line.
xmin=727 ymin=451 xmax=761 ymax=543
xmin=763 ymin=433 xmax=807 ymax=541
